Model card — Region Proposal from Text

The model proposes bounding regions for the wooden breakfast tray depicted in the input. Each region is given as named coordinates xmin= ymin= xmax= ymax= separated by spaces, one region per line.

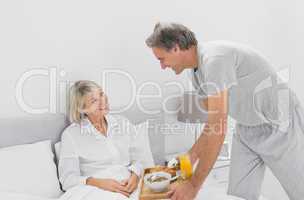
xmin=139 ymin=166 xmax=185 ymax=200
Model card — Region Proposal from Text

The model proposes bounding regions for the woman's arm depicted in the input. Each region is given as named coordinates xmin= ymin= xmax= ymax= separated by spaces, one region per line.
xmin=59 ymin=125 xmax=131 ymax=197
xmin=58 ymin=130 xmax=89 ymax=191
xmin=86 ymin=177 xmax=131 ymax=197
xmin=127 ymin=120 xmax=146 ymax=178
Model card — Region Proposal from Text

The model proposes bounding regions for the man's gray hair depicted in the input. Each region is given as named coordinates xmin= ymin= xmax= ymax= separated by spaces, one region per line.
xmin=145 ymin=22 xmax=197 ymax=51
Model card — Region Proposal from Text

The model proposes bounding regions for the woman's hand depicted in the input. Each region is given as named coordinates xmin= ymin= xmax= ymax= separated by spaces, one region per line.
xmin=86 ymin=177 xmax=130 ymax=197
xmin=121 ymin=172 xmax=140 ymax=194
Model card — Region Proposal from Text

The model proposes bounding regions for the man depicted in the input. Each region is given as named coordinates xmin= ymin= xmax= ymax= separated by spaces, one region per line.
xmin=145 ymin=22 xmax=304 ymax=200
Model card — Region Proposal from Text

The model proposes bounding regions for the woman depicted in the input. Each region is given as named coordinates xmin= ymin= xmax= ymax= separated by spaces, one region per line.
xmin=58 ymin=80 xmax=144 ymax=199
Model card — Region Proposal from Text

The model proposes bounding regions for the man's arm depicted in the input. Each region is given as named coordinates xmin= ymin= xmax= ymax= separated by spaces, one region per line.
xmin=188 ymin=89 xmax=228 ymax=189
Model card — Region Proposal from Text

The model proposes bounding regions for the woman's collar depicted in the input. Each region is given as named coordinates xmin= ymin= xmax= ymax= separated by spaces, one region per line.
xmin=81 ymin=114 xmax=118 ymax=139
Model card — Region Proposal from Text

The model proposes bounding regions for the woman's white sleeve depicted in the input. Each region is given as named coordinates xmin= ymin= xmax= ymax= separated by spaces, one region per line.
xmin=127 ymin=122 xmax=145 ymax=177
xmin=58 ymin=130 xmax=89 ymax=191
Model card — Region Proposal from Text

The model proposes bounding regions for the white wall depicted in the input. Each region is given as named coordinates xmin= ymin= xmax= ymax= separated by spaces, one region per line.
xmin=0 ymin=0 xmax=300 ymax=199
xmin=0 ymin=0 xmax=299 ymax=118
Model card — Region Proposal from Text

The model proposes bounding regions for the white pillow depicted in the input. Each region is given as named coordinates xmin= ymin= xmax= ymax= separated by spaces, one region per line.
xmin=133 ymin=121 xmax=155 ymax=168
xmin=0 ymin=191 xmax=54 ymax=200
xmin=0 ymin=140 xmax=62 ymax=198
xmin=163 ymin=121 xmax=197 ymax=155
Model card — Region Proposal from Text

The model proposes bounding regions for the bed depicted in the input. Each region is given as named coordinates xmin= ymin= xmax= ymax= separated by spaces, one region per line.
xmin=0 ymin=110 xmax=270 ymax=200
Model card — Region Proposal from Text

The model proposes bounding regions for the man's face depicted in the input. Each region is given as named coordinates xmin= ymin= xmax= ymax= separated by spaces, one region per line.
xmin=151 ymin=46 xmax=185 ymax=75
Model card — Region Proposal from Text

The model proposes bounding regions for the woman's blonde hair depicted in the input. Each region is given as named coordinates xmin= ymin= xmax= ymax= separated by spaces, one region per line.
xmin=69 ymin=80 xmax=102 ymax=123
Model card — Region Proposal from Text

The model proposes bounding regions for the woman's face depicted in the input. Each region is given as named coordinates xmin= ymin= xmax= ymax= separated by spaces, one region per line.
xmin=82 ymin=89 xmax=109 ymax=118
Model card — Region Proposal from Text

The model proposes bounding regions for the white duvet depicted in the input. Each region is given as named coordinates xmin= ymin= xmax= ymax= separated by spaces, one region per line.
xmin=0 ymin=184 xmax=269 ymax=200
xmin=195 ymin=185 xmax=268 ymax=200
xmin=0 ymin=186 xmax=137 ymax=200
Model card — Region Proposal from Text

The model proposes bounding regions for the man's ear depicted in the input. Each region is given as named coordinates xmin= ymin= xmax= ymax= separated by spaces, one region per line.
xmin=173 ymin=44 xmax=180 ymax=53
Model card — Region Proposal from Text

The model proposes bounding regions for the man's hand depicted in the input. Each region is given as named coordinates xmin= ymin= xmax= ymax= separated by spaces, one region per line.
xmin=86 ymin=177 xmax=130 ymax=197
xmin=167 ymin=180 xmax=199 ymax=200
xmin=121 ymin=172 xmax=140 ymax=194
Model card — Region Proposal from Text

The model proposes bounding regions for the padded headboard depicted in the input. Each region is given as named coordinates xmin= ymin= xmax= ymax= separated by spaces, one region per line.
xmin=0 ymin=105 xmax=166 ymax=164
xmin=0 ymin=114 xmax=69 ymax=148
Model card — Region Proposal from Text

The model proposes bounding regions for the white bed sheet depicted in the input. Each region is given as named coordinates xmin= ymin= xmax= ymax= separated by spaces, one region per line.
xmin=0 ymin=191 xmax=55 ymax=200
xmin=195 ymin=184 xmax=269 ymax=200
xmin=1 ymin=184 xmax=269 ymax=200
